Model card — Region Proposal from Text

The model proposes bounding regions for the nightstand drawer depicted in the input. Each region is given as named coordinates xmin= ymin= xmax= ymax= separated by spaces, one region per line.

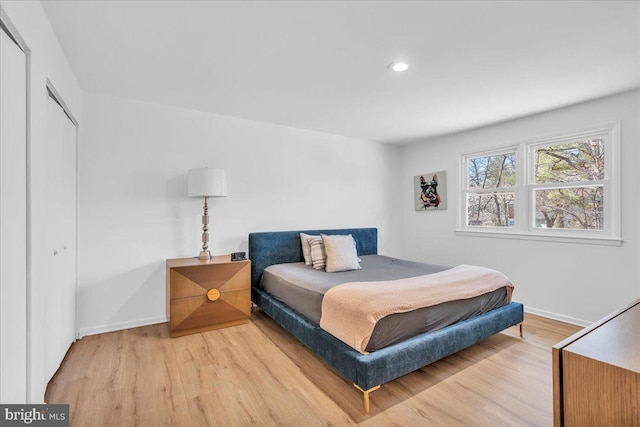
xmin=170 ymin=262 xmax=249 ymax=299
xmin=170 ymin=289 xmax=251 ymax=332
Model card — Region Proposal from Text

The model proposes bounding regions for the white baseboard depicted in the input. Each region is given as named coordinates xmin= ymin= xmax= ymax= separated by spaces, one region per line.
xmin=78 ymin=315 xmax=168 ymax=338
xmin=524 ymin=306 xmax=591 ymax=327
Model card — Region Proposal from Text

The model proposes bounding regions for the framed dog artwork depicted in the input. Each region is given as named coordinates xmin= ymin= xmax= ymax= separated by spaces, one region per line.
xmin=414 ymin=171 xmax=447 ymax=211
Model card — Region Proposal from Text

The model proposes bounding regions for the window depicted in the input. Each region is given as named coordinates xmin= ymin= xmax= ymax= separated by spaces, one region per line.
xmin=465 ymin=150 xmax=517 ymax=228
xmin=459 ymin=123 xmax=620 ymax=245
xmin=531 ymin=137 xmax=605 ymax=231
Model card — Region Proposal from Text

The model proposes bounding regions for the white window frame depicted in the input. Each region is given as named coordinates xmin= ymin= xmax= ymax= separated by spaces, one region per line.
xmin=457 ymin=122 xmax=621 ymax=246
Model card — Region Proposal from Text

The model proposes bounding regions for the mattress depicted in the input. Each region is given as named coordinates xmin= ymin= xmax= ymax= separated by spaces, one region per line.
xmin=260 ymin=255 xmax=509 ymax=351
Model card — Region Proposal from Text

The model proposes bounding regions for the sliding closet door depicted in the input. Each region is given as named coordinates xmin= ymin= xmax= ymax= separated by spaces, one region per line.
xmin=0 ymin=27 xmax=28 ymax=403
xmin=44 ymin=93 xmax=77 ymax=382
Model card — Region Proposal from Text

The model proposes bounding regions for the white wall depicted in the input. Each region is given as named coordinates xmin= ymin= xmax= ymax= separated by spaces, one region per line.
xmin=78 ymin=93 xmax=401 ymax=336
xmin=1 ymin=1 xmax=83 ymax=403
xmin=400 ymin=90 xmax=640 ymax=324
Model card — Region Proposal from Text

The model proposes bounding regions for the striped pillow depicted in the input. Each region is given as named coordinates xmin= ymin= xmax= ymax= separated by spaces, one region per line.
xmin=300 ymin=233 xmax=319 ymax=266
xmin=308 ymin=237 xmax=327 ymax=270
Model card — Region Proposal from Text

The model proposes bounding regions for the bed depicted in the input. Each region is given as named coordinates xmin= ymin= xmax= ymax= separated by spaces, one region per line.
xmin=249 ymin=227 xmax=524 ymax=413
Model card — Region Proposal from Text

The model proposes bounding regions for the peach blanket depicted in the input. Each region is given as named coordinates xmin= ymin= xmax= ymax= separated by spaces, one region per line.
xmin=319 ymin=265 xmax=514 ymax=353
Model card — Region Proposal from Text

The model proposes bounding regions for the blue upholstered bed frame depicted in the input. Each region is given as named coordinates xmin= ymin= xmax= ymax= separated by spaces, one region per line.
xmin=249 ymin=228 xmax=524 ymax=413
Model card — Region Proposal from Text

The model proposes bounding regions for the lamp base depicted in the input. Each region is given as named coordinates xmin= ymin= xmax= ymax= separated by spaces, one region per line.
xmin=198 ymin=250 xmax=211 ymax=260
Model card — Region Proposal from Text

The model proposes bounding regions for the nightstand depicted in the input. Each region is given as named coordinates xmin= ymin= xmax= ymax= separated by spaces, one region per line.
xmin=166 ymin=255 xmax=251 ymax=337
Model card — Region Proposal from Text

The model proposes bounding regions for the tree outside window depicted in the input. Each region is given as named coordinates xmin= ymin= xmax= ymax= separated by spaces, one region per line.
xmin=465 ymin=152 xmax=516 ymax=228
xmin=532 ymin=138 xmax=605 ymax=230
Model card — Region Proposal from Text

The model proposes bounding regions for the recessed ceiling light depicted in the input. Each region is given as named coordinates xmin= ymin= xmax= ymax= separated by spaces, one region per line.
xmin=388 ymin=62 xmax=409 ymax=72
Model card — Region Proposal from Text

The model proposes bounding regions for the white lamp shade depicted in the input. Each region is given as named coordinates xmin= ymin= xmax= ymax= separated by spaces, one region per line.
xmin=188 ymin=168 xmax=227 ymax=197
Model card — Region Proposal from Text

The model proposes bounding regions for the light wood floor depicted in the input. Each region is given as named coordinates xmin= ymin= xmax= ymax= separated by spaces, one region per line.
xmin=46 ymin=311 xmax=581 ymax=426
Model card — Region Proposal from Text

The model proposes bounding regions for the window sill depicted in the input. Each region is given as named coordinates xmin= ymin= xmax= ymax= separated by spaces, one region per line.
xmin=455 ymin=229 xmax=622 ymax=246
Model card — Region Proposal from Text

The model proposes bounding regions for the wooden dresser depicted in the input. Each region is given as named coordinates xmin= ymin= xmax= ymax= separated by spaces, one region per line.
xmin=166 ymin=256 xmax=251 ymax=337
xmin=553 ymin=298 xmax=640 ymax=427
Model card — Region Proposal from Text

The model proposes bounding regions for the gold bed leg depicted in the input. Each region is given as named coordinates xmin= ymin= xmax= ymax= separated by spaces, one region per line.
xmin=354 ymin=384 xmax=381 ymax=414
xmin=518 ymin=322 xmax=524 ymax=338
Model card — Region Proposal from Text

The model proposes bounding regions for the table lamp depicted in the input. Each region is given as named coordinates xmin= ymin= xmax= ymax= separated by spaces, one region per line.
xmin=188 ymin=168 xmax=227 ymax=260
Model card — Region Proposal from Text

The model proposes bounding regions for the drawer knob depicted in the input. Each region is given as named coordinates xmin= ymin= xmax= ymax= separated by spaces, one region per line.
xmin=207 ymin=288 xmax=221 ymax=302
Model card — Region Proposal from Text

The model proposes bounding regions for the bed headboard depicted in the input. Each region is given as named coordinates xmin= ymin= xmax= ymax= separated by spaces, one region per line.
xmin=248 ymin=228 xmax=378 ymax=290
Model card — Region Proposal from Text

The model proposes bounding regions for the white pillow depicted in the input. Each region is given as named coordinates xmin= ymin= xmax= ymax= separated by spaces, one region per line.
xmin=300 ymin=233 xmax=319 ymax=265
xmin=321 ymin=234 xmax=362 ymax=273
xmin=308 ymin=237 xmax=326 ymax=270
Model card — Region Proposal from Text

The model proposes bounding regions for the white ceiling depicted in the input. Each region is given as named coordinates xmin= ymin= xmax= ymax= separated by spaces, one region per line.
xmin=41 ymin=1 xmax=640 ymax=144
